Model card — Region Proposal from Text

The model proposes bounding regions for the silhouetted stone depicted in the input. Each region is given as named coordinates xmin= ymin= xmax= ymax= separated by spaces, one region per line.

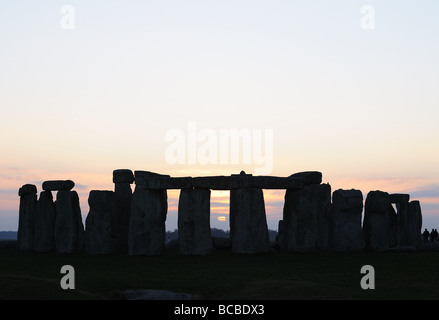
xmin=331 ymin=189 xmax=364 ymax=252
xmin=391 ymin=194 xmax=420 ymax=247
xmin=129 ymin=186 xmax=167 ymax=255
xmin=18 ymin=184 xmax=37 ymax=197
xmin=34 ymin=191 xmax=56 ymax=252
xmin=230 ymin=188 xmax=270 ymax=254
xmin=55 ymin=190 xmax=85 ymax=253
xmin=363 ymin=191 xmax=398 ymax=252
xmin=113 ymin=169 xmax=134 ymax=254
xmin=42 ymin=180 xmax=75 ymax=191
xmin=316 ymin=184 xmax=332 ymax=251
xmin=404 ymin=200 xmax=422 ymax=247
xmin=113 ymin=169 xmax=134 ymax=184
xmin=85 ymin=191 xmax=115 ymax=254
xmin=281 ymin=184 xmax=331 ymax=252
xmin=289 ymin=171 xmax=322 ymax=186
xmin=251 ymin=176 xmax=304 ymax=190
xmin=178 ymin=188 xmax=213 ymax=255
xmin=192 ymin=176 xmax=233 ymax=190
xmin=167 ymin=177 xmax=193 ymax=189
xmin=390 ymin=193 xmax=410 ymax=204
xmin=17 ymin=184 xmax=37 ymax=251
xmin=134 ymin=171 xmax=170 ymax=189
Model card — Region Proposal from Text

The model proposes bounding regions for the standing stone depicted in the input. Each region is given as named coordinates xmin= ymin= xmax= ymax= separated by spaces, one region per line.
xmin=230 ymin=188 xmax=270 ymax=254
xmin=281 ymin=184 xmax=331 ymax=252
xmin=178 ymin=188 xmax=213 ymax=255
xmin=363 ymin=191 xmax=398 ymax=252
xmin=316 ymin=184 xmax=332 ymax=251
xmin=113 ymin=169 xmax=134 ymax=254
xmin=391 ymin=194 xmax=420 ymax=247
xmin=55 ymin=190 xmax=85 ymax=253
xmin=34 ymin=191 xmax=56 ymax=252
xmin=17 ymin=184 xmax=37 ymax=251
xmin=331 ymin=189 xmax=364 ymax=252
xmin=407 ymin=201 xmax=422 ymax=247
xmin=129 ymin=186 xmax=168 ymax=256
xmin=85 ymin=191 xmax=115 ymax=254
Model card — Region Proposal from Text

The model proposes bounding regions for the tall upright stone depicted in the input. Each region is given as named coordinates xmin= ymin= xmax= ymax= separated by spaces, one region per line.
xmin=17 ymin=184 xmax=37 ymax=251
xmin=85 ymin=191 xmax=115 ymax=254
xmin=390 ymin=194 xmax=421 ymax=247
xmin=55 ymin=190 xmax=85 ymax=253
xmin=331 ymin=189 xmax=364 ymax=252
xmin=129 ymin=185 xmax=168 ymax=256
xmin=407 ymin=200 xmax=422 ymax=247
xmin=363 ymin=191 xmax=398 ymax=251
xmin=178 ymin=188 xmax=213 ymax=255
xmin=113 ymin=169 xmax=134 ymax=254
xmin=230 ymin=188 xmax=270 ymax=254
xmin=34 ymin=191 xmax=56 ymax=252
xmin=281 ymin=183 xmax=331 ymax=252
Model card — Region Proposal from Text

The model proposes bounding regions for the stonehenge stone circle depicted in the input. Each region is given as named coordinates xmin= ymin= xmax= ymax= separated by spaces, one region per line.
xmin=17 ymin=170 xmax=426 ymax=256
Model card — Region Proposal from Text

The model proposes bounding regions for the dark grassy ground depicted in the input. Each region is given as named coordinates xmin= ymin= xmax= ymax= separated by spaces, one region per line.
xmin=1 ymin=247 xmax=439 ymax=300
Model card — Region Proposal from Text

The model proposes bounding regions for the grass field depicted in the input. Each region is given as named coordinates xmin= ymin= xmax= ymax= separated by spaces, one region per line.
xmin=1 ymin=247 xmax=439 ymax=300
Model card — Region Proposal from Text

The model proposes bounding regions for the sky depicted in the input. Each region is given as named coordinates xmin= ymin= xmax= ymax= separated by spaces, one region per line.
xmin=0 ymin=0 xmax=438 ymax=232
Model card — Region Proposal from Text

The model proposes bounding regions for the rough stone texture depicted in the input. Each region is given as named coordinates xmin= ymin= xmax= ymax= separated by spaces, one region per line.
xmin=55 ymin=190 xmax=85 ymax=253
xmin=392 ymin=194 xmax=421 ymax=247
xmin=17 ymin=184 xmax=37 ymax=251
xmin=281 ymin=184 xmax=331 ymax=252
xmin=114 ymin=182 xmax=133 ymax=254
xmin=18 ymin=184 xmax=37 ymax=197
xmin=230 ymin=188 xmax=270 ymax=254
xmin=251 ymin=176 xmax=304 ymax=190
xmin=167 ymin=177 xmax=193 ymax=189
xmin=129 ymin=186 xmax=168 ymax=255
xmin=34 ymin=191 xmax=56 ymax=253
xmin=113 ymin=169 xmax=134 ymax=184
xmin=363 ymin=191 xmax=398 ymax=252
xmin=390 ymin=193 xmax=410 ymax=204
xmin=85 ymin=191 xmax=115 ymax=254
xmin=42 ymin=180 xmax=75 ymax=191
xmin=405 ymin=200 xmax=422 ymax=247
xmin=316 ymin=185 xmax=332 ymax=251
xmin=178 ymin=188 xmax=213 ymax=255
xmin=133 ymin=171 xmax=305 ymax=190
xmin=192 ymin=175 xmax=304 ymax=190
xmin=331 ymin=189 xmax=365 ymax=252
xmin=192 ymin=176 xmax=233 ymax=190
xmin=289 ymin=171 xmax=322 ymax=186
xmin=134 ymin=171 xmax=170 ymax=189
